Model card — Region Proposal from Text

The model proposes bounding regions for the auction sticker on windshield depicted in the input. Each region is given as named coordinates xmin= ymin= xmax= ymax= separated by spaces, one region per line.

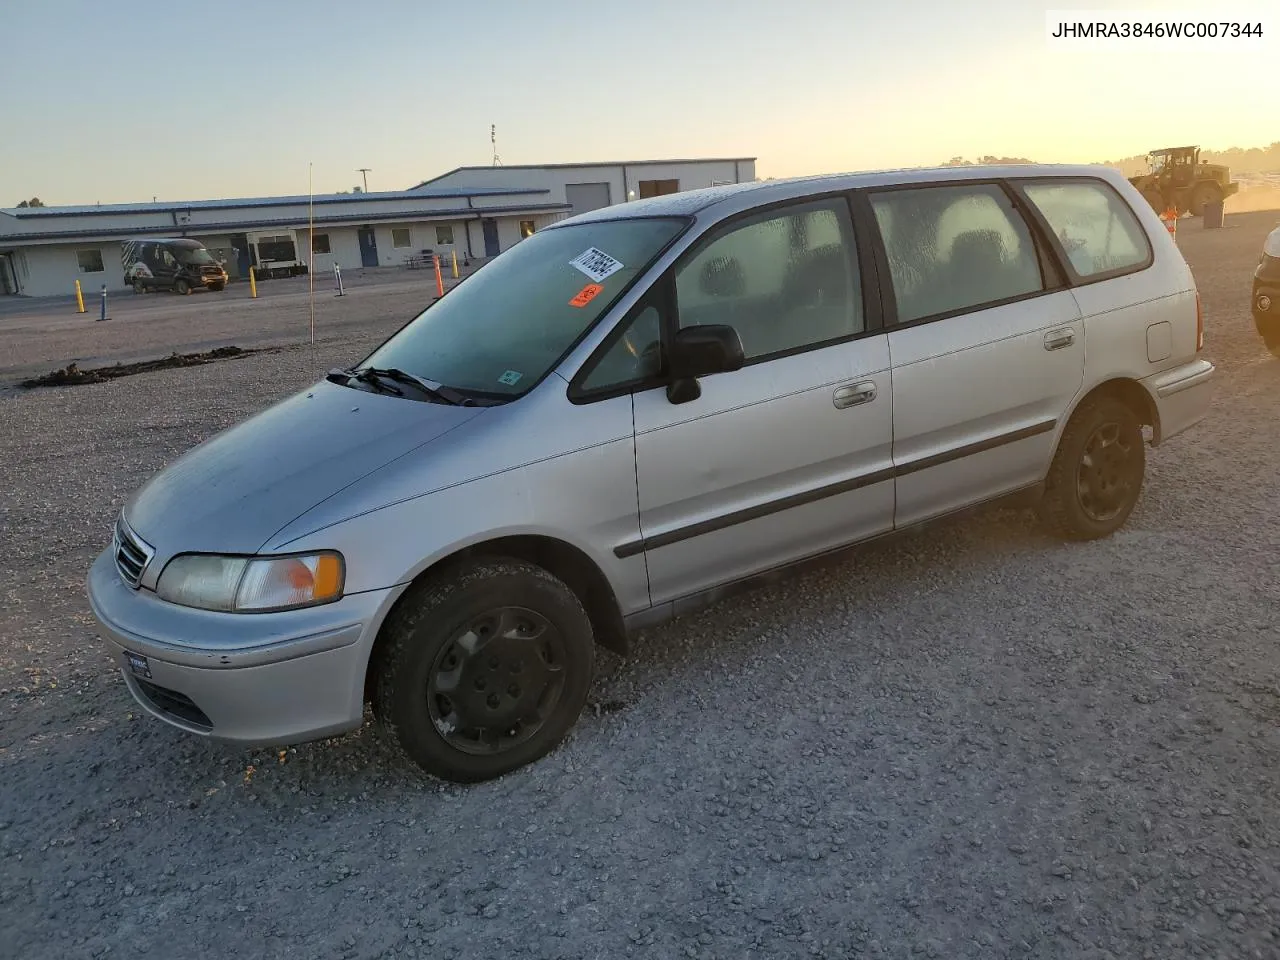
xmin=569 ymin=248 xmax=625 ymax=284
xmin=569 ymin=283 xmax=604 ymax=308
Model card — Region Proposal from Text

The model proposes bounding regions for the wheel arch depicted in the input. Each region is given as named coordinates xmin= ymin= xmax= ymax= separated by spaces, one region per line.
xmin=362 ymin=534 xmax=629 ymax=706
xmin=1065 ymin=376 xmax=1161 ymax=445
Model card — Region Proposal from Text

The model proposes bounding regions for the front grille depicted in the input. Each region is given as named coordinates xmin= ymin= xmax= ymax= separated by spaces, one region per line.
xmin=135 ymin=678 xmax=213 ymax=729
xmin=113 ymin=516 xmax=154 ymax=588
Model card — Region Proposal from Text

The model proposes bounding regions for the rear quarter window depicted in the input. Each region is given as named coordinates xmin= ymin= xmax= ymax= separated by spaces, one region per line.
xmin=869 ymin=182 xmax=1044 ymax=325
xmin=1019 ymin=180 xmax=1151 ymax=280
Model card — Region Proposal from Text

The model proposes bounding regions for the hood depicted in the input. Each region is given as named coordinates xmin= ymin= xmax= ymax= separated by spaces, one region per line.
xmin=1264 ymin=227 xmax=1280 ymax=260
xmin=124 ymin=379 xmax=484 ymax=561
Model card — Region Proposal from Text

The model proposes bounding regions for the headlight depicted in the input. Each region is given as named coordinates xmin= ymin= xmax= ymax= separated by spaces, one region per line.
xmin=155 ymin=552 xmax=344 ymax=612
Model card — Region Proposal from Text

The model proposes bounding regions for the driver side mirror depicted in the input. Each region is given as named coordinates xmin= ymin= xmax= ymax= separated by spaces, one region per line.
xmin=666 ymin=324 xmax=745 ymax=404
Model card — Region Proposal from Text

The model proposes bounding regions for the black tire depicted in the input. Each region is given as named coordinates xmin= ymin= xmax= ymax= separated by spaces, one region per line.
xmin=210 ymin=282 xmax=225 ymax=292
xmin=1038 ymin=395 xmax=1146 ymax=541
xmin=373 ymin=557 xmax=595 ymax=783
xmin=1189 ymin=182 xmax=1222 ymax=218
xmin=132 ymin=278 xmax=145 ymax=294
xmin=174 ymin=279 xmax=190 ymax=296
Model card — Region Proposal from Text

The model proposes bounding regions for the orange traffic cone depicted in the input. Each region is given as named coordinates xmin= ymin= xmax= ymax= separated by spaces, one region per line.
xmin=1161 ymin=205 xmax=1178 ymax=243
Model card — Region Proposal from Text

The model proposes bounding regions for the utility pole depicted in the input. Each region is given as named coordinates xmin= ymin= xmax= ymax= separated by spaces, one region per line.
xmin=357 ymin=168 xmax=371 ymax=192
xmin=491 ymin=125 xmax=502 ymax=167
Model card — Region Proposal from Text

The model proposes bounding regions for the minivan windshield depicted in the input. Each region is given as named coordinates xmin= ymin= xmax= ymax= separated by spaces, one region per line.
xmin=173 ymin=246 xmax=216 ymax=266
xmin=356 ymin=216 xmax=688 ymax=398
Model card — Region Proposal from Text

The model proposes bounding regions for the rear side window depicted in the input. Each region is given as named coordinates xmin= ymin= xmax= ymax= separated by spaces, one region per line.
xmin=869 ymin=183 xmax=1044 ymax=325
xmin=1019 ymin=180 xmax=1150 ymax=279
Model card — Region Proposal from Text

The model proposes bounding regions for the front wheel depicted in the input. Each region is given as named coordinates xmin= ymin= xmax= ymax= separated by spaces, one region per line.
xmin=173 ymin=279 xmax=190 ymax=296
xmin=1038 ymin=395 xmax=1146 ymax=541
xmin=1189 ymin=182 xmax=1222 ymax=218
xmin=373 ymin=557 xmax=596 ymax=783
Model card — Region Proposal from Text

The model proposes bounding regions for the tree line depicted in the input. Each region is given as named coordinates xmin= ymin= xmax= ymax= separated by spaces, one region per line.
xmin=940 ymin=143 xmax=1280 ymax=176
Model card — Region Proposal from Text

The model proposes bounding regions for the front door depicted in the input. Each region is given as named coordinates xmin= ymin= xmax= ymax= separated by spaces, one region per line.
xmin=358 ymin=227 xmax=378 ymax=267
xmin=630 ymin=194 xmax=895 ymax=606
xmin=154 ymin=245 xmax=180 ymax=288
xmin=482 ymin=219 xmax=500 ymax=257
xmin=865 ymin=180 xmax=1085 ymax=528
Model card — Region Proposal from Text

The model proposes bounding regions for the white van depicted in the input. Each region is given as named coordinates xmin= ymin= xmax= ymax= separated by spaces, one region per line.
xmin=87 ymin=163 xmax=1214 ymax=783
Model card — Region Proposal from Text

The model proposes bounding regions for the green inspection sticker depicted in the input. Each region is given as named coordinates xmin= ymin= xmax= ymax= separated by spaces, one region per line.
xmin=498 ymin=370 xmax=523 ymax=386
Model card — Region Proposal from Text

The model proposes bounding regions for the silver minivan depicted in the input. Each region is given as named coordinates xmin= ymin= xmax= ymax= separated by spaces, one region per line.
xmin=86 ymin=163 xmax=1215 ymax=782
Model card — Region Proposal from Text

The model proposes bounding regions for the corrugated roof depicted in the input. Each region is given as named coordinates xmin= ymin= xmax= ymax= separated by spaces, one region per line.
xmin=0 ymin=186 xmax=549 ymax=219
xmin=0 ymin=201 xmax=573 ymax=244
xmin=411 ymin=157 xmax=757 ymax=189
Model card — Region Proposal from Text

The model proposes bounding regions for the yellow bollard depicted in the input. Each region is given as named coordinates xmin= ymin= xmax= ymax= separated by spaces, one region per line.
xmin=450 ymin=249 xmax=459 ymax=279
xmin=249 ymin=266 xmax=257 ymax=299
xmin=75 ymin=279 xmax=85 ymax=314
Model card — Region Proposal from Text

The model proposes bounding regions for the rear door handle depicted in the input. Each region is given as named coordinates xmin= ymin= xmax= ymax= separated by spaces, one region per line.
xmin=833 ymin=380 xmax=877 ymax=409
xmin=1044 ymin=328 xmax=1076 ymax=351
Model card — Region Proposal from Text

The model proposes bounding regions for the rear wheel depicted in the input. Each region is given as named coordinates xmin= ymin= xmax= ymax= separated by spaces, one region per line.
xmin=373 ymin=557 xmax=596 ymax=783
xmin=132 ymin=278 xmax=145 ymax=294
xmin=174 ymin=279 xmax=190 ymax=296
xmin=1038 ymin=395 xmax=1146 ymax=541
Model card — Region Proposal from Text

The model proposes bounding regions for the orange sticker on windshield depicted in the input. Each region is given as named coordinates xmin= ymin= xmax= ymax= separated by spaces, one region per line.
xmin=569 ymin=283 xmax=604 ymax=308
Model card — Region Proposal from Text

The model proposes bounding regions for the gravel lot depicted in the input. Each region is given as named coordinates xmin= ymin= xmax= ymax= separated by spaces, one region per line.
xmin=0 ymin=266 xmax=467 ymax=388
xmin=3 ymin=210 xmax=1280 ymax=960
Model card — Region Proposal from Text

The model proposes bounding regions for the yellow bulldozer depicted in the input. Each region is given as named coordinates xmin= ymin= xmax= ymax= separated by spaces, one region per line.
xmin=1128 ymin=145 xmax=1239 ymax=217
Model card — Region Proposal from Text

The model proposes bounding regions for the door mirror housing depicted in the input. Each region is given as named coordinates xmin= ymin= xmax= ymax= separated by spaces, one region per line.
xmin=666 ymin=324 xmax=745 ymax=404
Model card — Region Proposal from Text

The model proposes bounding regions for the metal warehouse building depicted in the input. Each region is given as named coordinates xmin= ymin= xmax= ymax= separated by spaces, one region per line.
xmin=0 ymin=157 xmax=756 ymax=299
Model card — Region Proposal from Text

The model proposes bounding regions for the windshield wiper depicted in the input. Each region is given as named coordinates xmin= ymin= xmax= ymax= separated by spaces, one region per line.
xmin=326 ymin=367 xmax=403 ymax=396
xmin=329 ymin=366 xmax=472 ymax=405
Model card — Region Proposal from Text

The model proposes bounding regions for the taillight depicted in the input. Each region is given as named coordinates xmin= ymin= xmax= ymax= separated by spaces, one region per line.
xmin=1196 ymin=291 xmax=1204 ymax=352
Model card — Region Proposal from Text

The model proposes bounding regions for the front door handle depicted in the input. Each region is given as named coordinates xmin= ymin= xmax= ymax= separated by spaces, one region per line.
xmin=833 ymin=381 xmax=877 ymax=409
xmin=1044 ymin=328 xmax=1076 ymax=351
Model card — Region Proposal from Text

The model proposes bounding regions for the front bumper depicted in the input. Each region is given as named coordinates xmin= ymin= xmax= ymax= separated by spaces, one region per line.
xmin=86 ymin=547 xmax=403 ymax=746
xmin=1252 ymin=255 xmax=1280 ymax=343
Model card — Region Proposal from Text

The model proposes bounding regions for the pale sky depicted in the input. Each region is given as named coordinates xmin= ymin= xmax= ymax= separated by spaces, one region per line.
xmin=1 ymin=0 xmax=1272 ymax=206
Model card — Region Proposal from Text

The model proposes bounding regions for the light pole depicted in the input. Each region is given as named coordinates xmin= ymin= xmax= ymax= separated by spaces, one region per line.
xmin=357 ymin=168 xmax=371 ymax=193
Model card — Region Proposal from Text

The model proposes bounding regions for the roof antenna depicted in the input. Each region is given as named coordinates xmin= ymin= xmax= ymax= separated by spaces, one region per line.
xmin=491 ymin=124 xmax=502 ymax=167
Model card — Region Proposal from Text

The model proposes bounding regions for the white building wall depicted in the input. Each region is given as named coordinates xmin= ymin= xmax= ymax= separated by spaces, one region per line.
xmin=374 ymin=223 xmax=416 ymax=266
xmin=495 ymin=218 xmax=523 ymax=253
xmin=18 ymin=242 xmax=126 ymax=297
xmin=423 ymin=160 xmax=757 ymax=214
xmin=2 ymin=206 xmax=575 ymax=297
xmin=465 ymin=220 xmax=483 ymax=259
xmin=302 ymin=227 xmax=363 ymax=274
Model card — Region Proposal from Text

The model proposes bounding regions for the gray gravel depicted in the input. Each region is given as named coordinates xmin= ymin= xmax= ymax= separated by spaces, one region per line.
xmin=3 ymin=211 xmax=1280 ymax=960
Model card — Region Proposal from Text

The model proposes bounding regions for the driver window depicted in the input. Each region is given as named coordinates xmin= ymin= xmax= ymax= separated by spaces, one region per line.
xmin=673 ymin=197 xmax=863 ymax=361
xmin=578 ymin=304 xmax=663 ymax=392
